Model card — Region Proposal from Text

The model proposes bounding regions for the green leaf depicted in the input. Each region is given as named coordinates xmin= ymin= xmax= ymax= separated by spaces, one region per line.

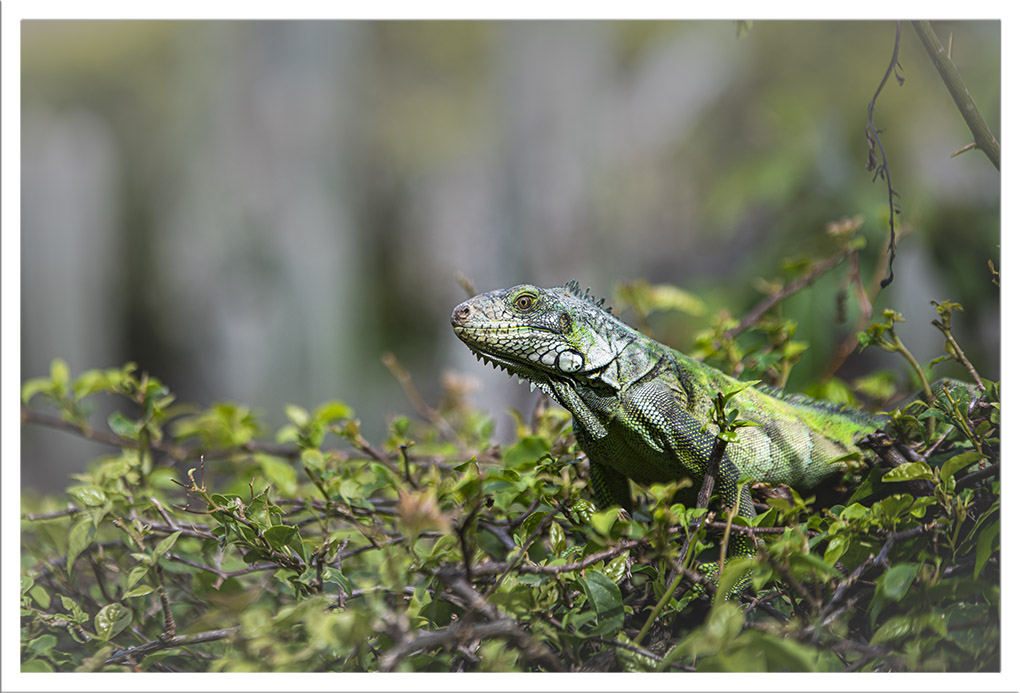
xmin=870 ymin=614 xmax=914 ymax=645
xmin=153 ymin=530 xmax=182 ymax=558
xmin=590 ymin=507 xmax=619 ymax=537
xmin=285 ymin=404 xmax=310 ymax=427
xmin=847 ymin=467 xmax=884 ymax=504
xmin=259 ymin=454 xmax=298 ymax=496
xmin=94 ymin=603 xmax=132 ymax=641
xmin=314 ymin=400 xmax=354 ymax=423
xmin=66 ymin=517 xmax=96 ymax=577
xmin=301 ymin=449 xmax=325 ymax=474
xmin=579 ymin=569 xmax=624 ymax=636
xmin=945 ymin=602 xmax=994 ymax=655
xmin=124 ymin=585 xmax=155 ymax=598
xmin=909 ymin=496 xmax=937 ymax=518
xmin=881 ymin=461 xmax=933 ymax=483
xmin=839 ymin=502 xmax=869 ymax=521
xmin=107 ymin=411 xmax=139 ymax=439
xmin=939 ymin=451 xmax=984 ymax=486
xmin=879 ymin=562 xmax=919 ymax=601
xmin=275 ymin=423 xmax=300 ymax=444
xmin=604 ymin=553 xmax=628 ymax=583
xmin=125 ymin=565 xmax=150 ymax=591
xmin=50 ymin=358 xmax=70 ymax=392
xmin=27 ymin=634 xmax=58 ymax=657
xmin=502 ymin=436 xmax=552 ymax=468
xmin=72 ymin=368 xmax=114 ymax=399
xmin=21 ymin=377 xmax=52 ymax=404
xmin=548 ymin=521 xmax=566 ymax=554
xmin=263 ymin=525 xmax=298 ymax=551
xmin=29 ymin=585 xmax=51 ymax=609
xmin=875 ymin=494 xmax=913 ymax=522
xmin=824 ymin=534 xmax=849 ymax=564
xmin=68 ymin=484 xmax=107 ymax=508
xmin=21 ymin=659 xmax=54 ymax=673
xmin=974 ymin=518 xmax=999 ymax=579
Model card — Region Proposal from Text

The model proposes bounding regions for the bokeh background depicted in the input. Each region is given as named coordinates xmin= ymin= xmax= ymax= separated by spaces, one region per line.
xmin=21 ymin=20 xmax=1000 ymax=491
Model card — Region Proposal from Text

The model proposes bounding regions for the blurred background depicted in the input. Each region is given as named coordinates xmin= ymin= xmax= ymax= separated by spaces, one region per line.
xmin=21 ymin=20 xmax=1000 ymax=491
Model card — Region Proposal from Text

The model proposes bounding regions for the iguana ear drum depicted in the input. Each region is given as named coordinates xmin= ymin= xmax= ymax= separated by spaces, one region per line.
xmin=557 ymin=350 xmax=583 ymax=373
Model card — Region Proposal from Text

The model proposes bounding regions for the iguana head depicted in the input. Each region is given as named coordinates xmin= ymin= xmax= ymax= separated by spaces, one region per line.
xmin=451 ymin=281 xmax=632 ymax=392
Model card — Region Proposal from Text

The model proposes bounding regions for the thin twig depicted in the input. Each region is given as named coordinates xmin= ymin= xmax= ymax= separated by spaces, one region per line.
xmin=381 ymin=351 xmax=462 ymax=445
xmin=865 ymin=21 xmax=904 ymax=289
xmin=723 ymin=248 xmax=853 ymax=341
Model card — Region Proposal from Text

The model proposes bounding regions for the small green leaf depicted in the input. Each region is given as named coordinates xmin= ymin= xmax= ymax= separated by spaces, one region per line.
xmin=590 ymin=507 xmax=620 ymax=537
xmin=314 ymin=400 xmax=354 ymax=423
xmin=604 ymin=553 xmax=628 ymax=583
xmin=68 ymin=484 xmax=107 ymax=508
xmin=716 ymin=430 xmax=740 ymax=443
xmin=503 ymin=436 xmax=552 ymax=468
xmin=870 ymin=614 xmax=913 ymax=645
xmin=573 ymin=498 xmax=595 ymax=523
xmin=824 ymin=534 xmax=849 ymax=564
xmin=263 ymin=525 xmax=298 ymax=551
xmin=153 ymin=530 xmax=182 ymax=558
xmin=258 ymin=454 xmax=298 ymax=496
xmin=94 ymin=603 xmax=132 ymax=641
xmin=275 ymin=423 xmax=300 ymax=444
xmin=21 ymin=659 xmax=54 ymax=673
xmin=974 ymin=518 xmax=999 ymax=579
xmin=909 ymin=496 xmax=937 ymax=518
xmin=50 ymin=358 xmax=70 ymax=391
xmin=548 ymin=521 xmax=566 ymax=554
xmin=879 ymin=562 xmax=919 ymax=601
xmin=66 ymin=517 xmax=96 ymax=577
xmin=940 ymin=451 xmax=984 ymax=486
xmin=124 ymin=585 xmax=154 ymax=598
xmin=301 ymin=449 xmax=325 ymax=474
xmin=107 ymin=411 xmax=139 ymax=439
xmin=72 ymin=369 xmax=114 ymax=399
xmin=21 ymin=377 xmax=52 ymax=404
xmin=579 ymin=569 xmax=624 ymax=635
xmin=27 ymin=634 xmax=58 ymax=657
xmin=882 ymin=461 xmax=933 ymax=483
xmin=29 ymin=585 xmax=51 ymax=609
xmin=125 ymin=565 xmax=149 ymax=590
xmin=285 ymin=404 xmax=310 ymax=427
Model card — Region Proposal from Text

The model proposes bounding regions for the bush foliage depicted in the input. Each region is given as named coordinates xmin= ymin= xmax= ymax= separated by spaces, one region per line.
xmin=20 ymin=246 xmax=999 ymax=673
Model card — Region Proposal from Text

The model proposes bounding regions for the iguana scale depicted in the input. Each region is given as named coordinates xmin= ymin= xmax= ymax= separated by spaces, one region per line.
xmin=451 ymin=281 xmax=886 ymax=580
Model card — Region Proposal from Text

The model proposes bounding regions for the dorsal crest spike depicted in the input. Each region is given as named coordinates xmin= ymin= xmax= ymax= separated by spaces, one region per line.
xmin=562 ymin=279 xmax=614 ymax=314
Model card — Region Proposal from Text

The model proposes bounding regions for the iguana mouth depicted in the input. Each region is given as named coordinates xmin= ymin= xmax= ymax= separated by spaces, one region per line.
xmin=462 ymin=344 xmax=543 ymax=379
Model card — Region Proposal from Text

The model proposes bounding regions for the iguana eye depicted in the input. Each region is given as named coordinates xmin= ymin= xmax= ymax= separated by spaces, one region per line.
xmin=514 ymin=294 xmax=536 ymax=312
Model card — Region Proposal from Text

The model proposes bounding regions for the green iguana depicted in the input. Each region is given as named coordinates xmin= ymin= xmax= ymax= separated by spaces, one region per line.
xmin=451 ymin=280 xmax=887 ymax=583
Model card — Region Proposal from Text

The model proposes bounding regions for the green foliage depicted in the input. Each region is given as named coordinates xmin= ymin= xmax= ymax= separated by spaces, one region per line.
xmin=20 ymin=255 xmax=999 ymax=671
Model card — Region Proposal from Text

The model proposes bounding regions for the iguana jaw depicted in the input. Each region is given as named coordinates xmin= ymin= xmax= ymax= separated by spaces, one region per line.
xmin=459 ymin=343 xmax=552 ymax=393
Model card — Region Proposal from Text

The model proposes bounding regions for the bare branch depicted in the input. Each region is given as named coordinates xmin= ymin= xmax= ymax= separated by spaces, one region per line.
xmin=912 ymin=21 xmax=1000 ymax=170
xmin=865 ymin=21 xmax=905 ymax=289
xmin=105 ymin=627 xmax=240 ymax=665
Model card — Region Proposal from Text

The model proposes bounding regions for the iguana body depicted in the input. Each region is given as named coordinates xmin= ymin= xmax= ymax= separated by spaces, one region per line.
xmin=451 ymin=281 xmax=885 ymax=574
